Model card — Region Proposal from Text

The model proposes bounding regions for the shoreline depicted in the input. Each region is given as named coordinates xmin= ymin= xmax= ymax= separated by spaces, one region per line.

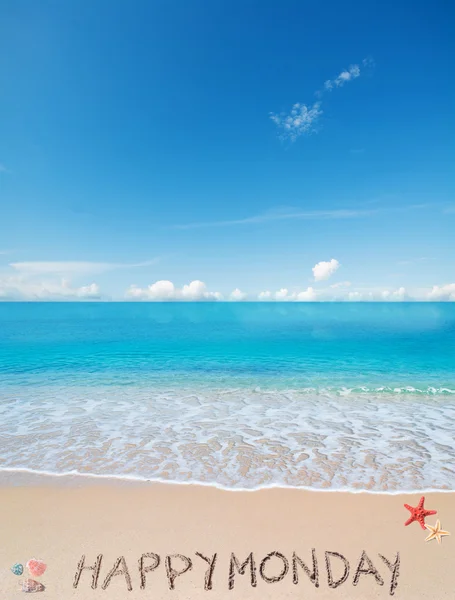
xmin=1 ymin=467 xmax=454 ymax=494
xmin=3 ymin=386 xmax=454 ymax=492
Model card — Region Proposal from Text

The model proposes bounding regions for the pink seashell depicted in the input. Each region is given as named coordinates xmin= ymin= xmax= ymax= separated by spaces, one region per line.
xmin=20 ymin=578 xmax=45 ymax=593
xmin=26 ymin=559 xmax=47 ymax=577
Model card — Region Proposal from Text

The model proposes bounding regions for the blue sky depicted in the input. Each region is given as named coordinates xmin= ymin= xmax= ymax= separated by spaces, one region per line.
xmin=1 ymin=0 xmax=454 ymax=301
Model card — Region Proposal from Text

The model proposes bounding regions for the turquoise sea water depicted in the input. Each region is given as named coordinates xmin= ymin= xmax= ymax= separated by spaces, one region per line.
xmin=0 ymin=302 xmax=454 ymax=490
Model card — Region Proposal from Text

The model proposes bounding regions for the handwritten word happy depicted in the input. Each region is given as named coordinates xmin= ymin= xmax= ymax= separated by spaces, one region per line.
xmin=73 ymin=549 xmax=400 ymax=596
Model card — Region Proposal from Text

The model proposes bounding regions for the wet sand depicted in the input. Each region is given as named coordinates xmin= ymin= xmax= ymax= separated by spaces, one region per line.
xmin=0 ymin=477 xmax=454 ymax=599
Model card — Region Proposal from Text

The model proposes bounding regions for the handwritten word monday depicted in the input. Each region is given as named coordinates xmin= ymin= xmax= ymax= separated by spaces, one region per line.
xmin=73 ymin=549 xmax=400 ymax=596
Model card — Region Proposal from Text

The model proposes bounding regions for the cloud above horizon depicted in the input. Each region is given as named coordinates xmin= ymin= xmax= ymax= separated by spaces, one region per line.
xmin=1 ymin=257 xmax=454 ymax=303
xmin=427 ymin=283 xmax=455 ymax=301
xmin=126 ymin=280 xmax=223 ymax=301
xmin=312 ymin=258 xmax=340 ymax=281
xmin=229 ymin=288 xmax=248 ymax=301
xmin=0 ymin=276 xmax=101 ymax=300
xmin=1 ymin=276 xmax=455 ymax=302
xmin=10 ymin=259 xmax=159 ymax=277
xmin=258 ymin=287 xmax=317 ymax=302
xmin=0 ymin=258 xmax=157 ymax=301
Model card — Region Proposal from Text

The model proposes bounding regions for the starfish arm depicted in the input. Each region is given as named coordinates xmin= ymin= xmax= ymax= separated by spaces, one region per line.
xmin=417 ymin=516 xmax=427 ymax=530
xmin=404 ymin=504 xmax=413 ymax=512
xmin=404 ymin=516 xmax=415 ymax=526
xmin=424 ymin=509 xmax=437 ymax=517
xmin=440 ymin=530 xmax=450 ymax=536
xmin=425 ymin=532 xmax=435 ymax=542
xmin=418 ymin=496 xmax=425 ymax=509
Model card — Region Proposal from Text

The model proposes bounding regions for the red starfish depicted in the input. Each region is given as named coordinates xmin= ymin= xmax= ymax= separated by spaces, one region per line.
xmin=404 ymin=496 xmax=437 ymax=529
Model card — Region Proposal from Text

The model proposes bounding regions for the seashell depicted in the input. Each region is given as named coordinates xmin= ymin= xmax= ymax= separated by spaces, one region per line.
xmin=26 ymin=559 xmax=47 ymax=577
xmin=20 ymin=578 xmax=45 ymax=593
xmin=11 ymin=563 xmax=24 ymax=576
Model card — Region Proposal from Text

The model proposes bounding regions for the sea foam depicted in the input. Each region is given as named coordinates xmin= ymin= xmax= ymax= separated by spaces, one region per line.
xmin=1 ymin=385 xmax=454 ymax=491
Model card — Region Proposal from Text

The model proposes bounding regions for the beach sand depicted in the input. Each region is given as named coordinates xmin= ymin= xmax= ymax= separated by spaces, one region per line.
xmin=0 ymin=477 xmax=453 ymax=599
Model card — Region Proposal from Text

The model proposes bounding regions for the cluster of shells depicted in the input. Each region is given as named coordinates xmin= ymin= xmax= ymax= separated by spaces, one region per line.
xmin=11 ymin=559 xmax=47 ymax=593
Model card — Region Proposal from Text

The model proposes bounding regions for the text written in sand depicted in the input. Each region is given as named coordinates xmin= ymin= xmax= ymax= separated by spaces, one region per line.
xmin=73 ymin=549 xmax=400 ymax=596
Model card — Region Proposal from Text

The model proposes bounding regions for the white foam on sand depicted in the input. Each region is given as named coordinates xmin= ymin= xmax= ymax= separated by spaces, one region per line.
xmin=1 ymin=385 xmax=454 ymax=492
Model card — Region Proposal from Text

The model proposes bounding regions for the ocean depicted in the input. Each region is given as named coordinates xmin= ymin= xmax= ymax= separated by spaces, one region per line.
xmin=0 ymin=302 xmax=454 ymax=491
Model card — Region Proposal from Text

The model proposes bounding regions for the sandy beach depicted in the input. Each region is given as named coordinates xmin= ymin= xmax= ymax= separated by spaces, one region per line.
xmin=0 ymin=477 xmax=453 ymax=599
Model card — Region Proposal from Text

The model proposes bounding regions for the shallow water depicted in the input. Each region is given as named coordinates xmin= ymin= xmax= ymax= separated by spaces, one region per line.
xmin=0 ymin=302 xmax=454 ymax=491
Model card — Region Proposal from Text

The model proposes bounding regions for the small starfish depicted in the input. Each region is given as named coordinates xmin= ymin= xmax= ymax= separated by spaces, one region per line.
xmin=404 ymin=496 xmax=437 ymax=529
xmin=425 ymin=520 xmax=450 ymax=544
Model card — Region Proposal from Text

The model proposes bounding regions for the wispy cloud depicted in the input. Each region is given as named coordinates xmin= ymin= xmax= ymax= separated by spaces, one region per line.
xmin=0 ymin=276 xmax=101 ymax=301
xmin=396 ymin=257 xmax=429 ymax=266
xmin=270 ymin=58 xmax=373 ymax=142
xmin=9 ymin=259 xmax=159 ymax=277
xmin=0 ymin=164 xmax=9 ymax=173
xmin=173 ymin=208 xmax=377 ymax=230
xmin=172 ymin=201 xmax=440 ymax=231
xmin=0 ymin=259 xmax=159 ymax=300
xmin=323 ymin=64 xmax=360 ymax=91
xmin=269 ymin=102 xmax=323 ymax=142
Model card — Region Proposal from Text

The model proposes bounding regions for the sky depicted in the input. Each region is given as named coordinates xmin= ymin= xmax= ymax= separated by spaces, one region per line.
xmin=0 ymin=0 xmax=454 ymax=301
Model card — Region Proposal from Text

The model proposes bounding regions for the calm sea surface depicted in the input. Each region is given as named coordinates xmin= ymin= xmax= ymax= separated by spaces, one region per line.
xmin=0 ymin=302 xmax=454 ymax=490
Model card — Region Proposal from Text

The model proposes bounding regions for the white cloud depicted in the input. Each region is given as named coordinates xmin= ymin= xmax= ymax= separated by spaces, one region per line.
xmin=330 ymin=280 xmax=351 ymax=288
xmin=362 ymin=57 xmax=375 ymax=68
xmin=75 ymin=283 xmax=100 ymax=298
xmin=258 ymin=291 xmax=272 ymax=301
xmin=257 ymin=287 xmax=317 ymax=302
xmin=269 ymin=102 xmax=323 ymax=142
xmin=125 ymin=280 xmax=223 ymax=302
xmin=346 ymin=291 xmax=377 ymax=302
xmin=0 ymin=276 xmax=101 ymax=300
xmin=182 ymin=280 xmax=223 ymax=301
xmin=427 ymin=284 xmax=455 ymax=301
xmin=347 ymin=291 xmax=363 ymax=301
xmin=296 ymin=287 xmax=317 ymax=301
xmin=173 ymin=207 xmax=378 ymax=230
xmin=324 ymin=64 xmax=361 ymax=91
xmin=127 ymin=280 xmax=175 ymax=300
xmin=270 ymin=58 xmax=372 ymax=142
xmin=229 ymin=288 xmax=247 ymax=301
xmin=10 ymin=259 xmax=158 ymax=277
xmin=381 ymin=287 xmax=407 ymax=301
xmin=312 ymin=258 xmax=340 ymax=281
xmin=275 ymin=288 xmax=290 ymax=300
xmin=344 ymin=288 xmax=409 ymax=302
xmin=396 ymin=257 xmax=429 ymax=266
